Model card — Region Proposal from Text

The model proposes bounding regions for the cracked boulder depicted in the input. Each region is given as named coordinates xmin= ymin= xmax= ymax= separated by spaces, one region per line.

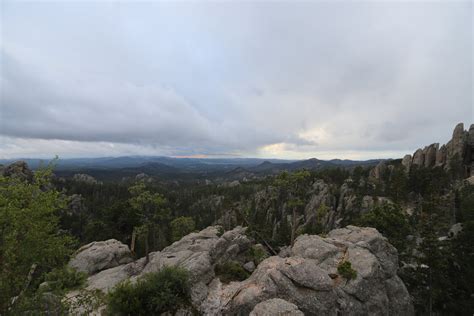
xmin=68 ymin=239 xmax=133 ymax=275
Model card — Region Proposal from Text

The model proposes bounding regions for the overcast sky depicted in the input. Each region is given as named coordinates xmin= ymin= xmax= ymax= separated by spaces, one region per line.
xmin=0 ymin=1 xmax=472 ymax=160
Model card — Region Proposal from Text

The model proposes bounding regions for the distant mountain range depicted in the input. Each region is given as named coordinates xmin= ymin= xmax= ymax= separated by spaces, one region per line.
xmin=0 ymin=156 xmax=382 ymax=182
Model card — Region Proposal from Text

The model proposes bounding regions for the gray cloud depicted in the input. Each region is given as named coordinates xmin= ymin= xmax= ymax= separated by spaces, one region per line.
xmin=0 ymin=1 xmax=472 ymax=159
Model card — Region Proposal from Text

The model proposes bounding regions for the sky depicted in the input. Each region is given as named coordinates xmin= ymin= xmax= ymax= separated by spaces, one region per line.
xmin=0 ymin=0 xmax=472 ymax=160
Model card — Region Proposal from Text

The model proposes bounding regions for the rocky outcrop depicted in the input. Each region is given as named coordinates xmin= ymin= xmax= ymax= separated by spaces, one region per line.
xmin=68 ymin=239 xmax=133 ymax=275
xmin=423 ymin=143 xmax=438 ymax=168
xmin=436 ymin=144 xmax=447 ymax=166
xmin=447 ymin=123 xmax=467 ymax=161
xmin=335 ymin=182 xmax=357 ymax=219
xmin=74 ymin=226 xmax=253 ymax=309
xmin=1 ymin=161 xmax=34 ymax=182
xmin=412 ymin=149 xmax=424 ymax=166
xmin=201 ymin=225 xmax=413 ymax=315
xmin=468 ymin=124 xmax=474 ymax=176
xmin=72 ymin=225 xmax=413 ymax=315
xmin=72 ymin=173 xmax=100 ymax=184
xmin=402 ymin=155 xmax=412 ymax=171
xmin=66 ymin=194 xmax=87 ymax=216
xmin=369 ymin=161 xmax=387 ymax=180
xmin=135 ymin=173 xmax=153 ymax=183
xmin=361 ymin=196 xmax=392 ymax=213
xmin=400 ymin=123 xmax=473 ymax=178
xmin=215 ymin=208 xmax=240 ymax=231
xmin=303 ymin=180 xmax=336 ymax=229
xmin=250 ymin=298 xmax=304 ymax=316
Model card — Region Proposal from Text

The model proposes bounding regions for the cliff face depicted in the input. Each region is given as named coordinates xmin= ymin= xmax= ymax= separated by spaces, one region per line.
xmin=401 ymin=123 xmax=474 ymax=178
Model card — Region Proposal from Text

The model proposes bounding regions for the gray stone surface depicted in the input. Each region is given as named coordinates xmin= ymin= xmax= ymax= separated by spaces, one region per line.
xmin=201 ymin=225 xmax=413 ymax=315
xmin=68 ymin=239 xmax=133 ymax=275
xmin=424 ymin=143 xmax=438 ymax=168
xmin=412 ymin=148 xmax=424 ymax=166
xmin=402 ymin=154 xmax=412 ymax=171
xmin=250 ymin=298 xmax=304 ymax=316
xmin=436 ymin=144 xmax=447 ymax=166
xmin=244 ymin=261 xmax=256 ymax=272
xmin=73 ymin=225 xmax=414 ymax=316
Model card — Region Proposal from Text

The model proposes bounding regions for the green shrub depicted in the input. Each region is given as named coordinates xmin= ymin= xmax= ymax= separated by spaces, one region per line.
xmin=216 ymin=226 xmax=225 ymax=237
xmin=246 ymin=245 xmax=268 ymax=265
xmin=337 ymin=261 xmax=357 ymax=280
xmin=170 ymin=216 xmax=196 ymax=242
xmin=43 ymin=266 xmax=87 ymax=293
xmin=215 ymin=261 xmax=250 ymax=283
xmin=107 ymin=266 xmax=190 ymax=315
xmin=9 ymin=292 xmax=68 ymax=315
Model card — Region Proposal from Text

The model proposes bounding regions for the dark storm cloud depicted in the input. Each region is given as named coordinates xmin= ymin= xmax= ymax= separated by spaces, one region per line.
xmin=0 ymin=1 xmax=472 ymax=158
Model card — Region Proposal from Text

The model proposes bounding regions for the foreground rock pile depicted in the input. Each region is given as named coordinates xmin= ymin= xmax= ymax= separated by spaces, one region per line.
xmin=68 ymin=225 xmax=414 ymax=315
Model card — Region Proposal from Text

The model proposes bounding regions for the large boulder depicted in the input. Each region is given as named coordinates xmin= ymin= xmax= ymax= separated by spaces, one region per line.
xmin=201 ymin=226 xmax=413 ymax=315
xmin=68 ymin=239 xmax=133 ymax=275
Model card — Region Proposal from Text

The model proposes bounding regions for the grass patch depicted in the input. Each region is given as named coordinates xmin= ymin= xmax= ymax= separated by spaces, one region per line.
xmin=337 ymin=261 xmax=357 ymax=280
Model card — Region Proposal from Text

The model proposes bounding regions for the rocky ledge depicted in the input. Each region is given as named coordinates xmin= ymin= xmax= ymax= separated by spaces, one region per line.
xmin=68 ymin=225 xmax=414 ymax=315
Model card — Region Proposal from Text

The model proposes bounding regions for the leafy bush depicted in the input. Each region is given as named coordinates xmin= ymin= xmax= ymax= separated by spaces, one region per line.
xmin=43 ymin=266 xmax=87 ymax=292
xmin=170 ymin=216 xmax=196 ymax=242
xmin=337 ymin=261 xmax=357 ymax=280
xmin=215 ymin=261 xmax=250 ymax=283
xmin=107 ymin=266 xmax=190 ymax=315
xmin=9 ymin=292 xmax=67 ymax=315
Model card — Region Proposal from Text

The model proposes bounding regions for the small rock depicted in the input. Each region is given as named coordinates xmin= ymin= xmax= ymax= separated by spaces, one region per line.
xmin=243 ymin=261 xmax=256 ymax=273
xmin=250 ymin=298 xmax=304 ymax=316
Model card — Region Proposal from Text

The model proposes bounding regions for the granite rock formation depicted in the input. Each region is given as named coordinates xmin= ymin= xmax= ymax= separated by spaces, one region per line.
xmin=402 ymin=123 xmax=474 ymax=177
xmin=69 ymin=225 xmax=414 ymax=315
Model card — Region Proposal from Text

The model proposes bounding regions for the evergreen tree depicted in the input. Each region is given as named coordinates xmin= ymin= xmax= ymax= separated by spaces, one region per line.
xmin=0 ymin=166 xmax=75 ymax=313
